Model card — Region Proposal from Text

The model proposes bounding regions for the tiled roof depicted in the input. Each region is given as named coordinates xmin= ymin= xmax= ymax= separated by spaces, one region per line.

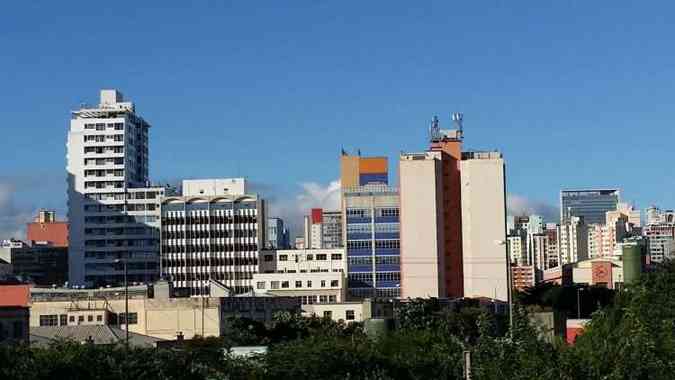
xmin=30 ymin=325 xmax=165 ymax=347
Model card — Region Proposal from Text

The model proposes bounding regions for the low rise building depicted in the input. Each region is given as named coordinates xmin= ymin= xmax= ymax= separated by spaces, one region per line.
xmin=27 ymin=210 xmax=69 ymax=247
xmin=29 ymin=281 xmax=299 ymax=341
xmin=511 ymin=265 xmax=535 ymax=291
xmin=257 ymin=248 xmax=347 ymax=304
xmin=0 ymin=241 xmax=68 ymax=286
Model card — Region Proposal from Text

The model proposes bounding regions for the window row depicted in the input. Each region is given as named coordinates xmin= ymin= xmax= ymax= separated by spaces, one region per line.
xmin=297 ymin=295 xmax=338 ymax=305
xmin=84 ymin=134 xmax=124 ymax=143
xmin=84 ymin=239 xmax=158 ymax=247
xmin=84 ymin=146 xmax=124 ymax=154
xmin=169 ymin=272 xmax=253 ymax=281
xmin=163 ymin=257 xmax=258 ymax=267
xmin=84 ymin=157 xmax=124 ymax=166
xmin=84 ymin=122 xmax=124 ymax=131
xmin=162 ymin=215 xmax=257 ymax=225
xmin=348 ymin=255 xmax=400 ymax=266
xmin=162 ymin=229 xmax=256 ymax=239
xmin=161 ymin=243 xmax=258 ymax=254
xmin=259 ymin=279 xmax=339 ymax=290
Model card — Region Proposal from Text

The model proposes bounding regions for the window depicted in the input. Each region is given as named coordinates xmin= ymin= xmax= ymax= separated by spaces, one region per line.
xmin=295 ymin=281 xmax=302 ymax=288
xmin=306 ymin=254 xmax=313 ymax=261
xmin=257 ymin=281 xmax=266 ymax=289
xmin=323 ymin=311 xmax=332 ymax=319
xmin=331 ymin=254 xmax=342 ymax=260
xmin=78 ymin=316 xmax=85 ymax=323
xmin=321 ymin=280 xmax=326 ymax=287
xmin=279 ymin=255 xmax=288 ymax=261
xmin=119 ymin=312 xmax=138 ymax=325
xmin=59 ymin=314 xmax=67 ymax=326
xmin=346 ymin=310 xmax=355 ymax=321
xmin=307 ymin=280 xmax=312 ymax=287
xmin=39 ymin=315 xmax=58 ymax=326
xmin=319 ymin=295 xmax=328 ymax=303
xmin=69 ymin=316 xmax=75 ymax=323
xmin=331 ymin=280 xmax=339 ymax=287
xmin=329 ymin=295 xmax=337 ymax=303
xmin=96 ymin=315 xmax=103 ymax=322
xmin=281 ymin=281 xmax=289 ymax=288
xmin=88 ymin=315 xmax=93 ymax=322
xmin=316 ymin=254 xmax=327 ymax=260
xmin=270 ymin=281 xmax=280 ymax=289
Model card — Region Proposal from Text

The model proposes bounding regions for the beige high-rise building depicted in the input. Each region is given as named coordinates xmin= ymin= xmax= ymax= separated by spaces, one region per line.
xmin=399 ymin=151 xmax=446 ymax=298
xmin=460 ymin=151 xmax=508 ymax=301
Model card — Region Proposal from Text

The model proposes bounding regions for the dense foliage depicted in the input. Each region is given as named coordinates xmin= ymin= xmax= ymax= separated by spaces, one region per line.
xmin=2 ymin=262 xmax=674 ymax=379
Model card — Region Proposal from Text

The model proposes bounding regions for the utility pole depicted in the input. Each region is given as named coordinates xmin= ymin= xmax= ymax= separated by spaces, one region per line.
xmin=115 ymin=258 xmax=129 ymax=349
xmin=577 ymin=287 xmax=582 ymax=319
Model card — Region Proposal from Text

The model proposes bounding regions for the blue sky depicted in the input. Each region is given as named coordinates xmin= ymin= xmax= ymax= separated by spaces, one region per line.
xmin=1 ymin=2 xmax=674 ymax=235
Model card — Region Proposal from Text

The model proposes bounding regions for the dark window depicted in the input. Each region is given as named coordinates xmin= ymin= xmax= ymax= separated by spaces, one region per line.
xmin=346 ymin=310 xmax=355 ymax=321
xmin=39 ymin=315 xmax=58 ymax=326
xmin=59 ymin=315 xmax=67 ymax=326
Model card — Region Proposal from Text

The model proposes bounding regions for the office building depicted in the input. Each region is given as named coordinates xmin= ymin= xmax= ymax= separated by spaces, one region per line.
xmin=343 ymin=185 xmax=400 ymax=299
xmin=560 ymin=189 xmax=619 ymax=225
xmin=646 ymin=206 xmax=674 ymax=226
xmin=544 ymin=224 xmax=560 ymax=269
xmin=309 ymin=209 xmax=323 ymax=249
xmin=267 ymin=218 xmax=288 ymax=249
xmin=322 ymin=210 xmax=343 ymax=249
xmin=255 ymin=248 xmax=347 ymax=304
xmin=399 ymin=115 xmax=464 ymax=299
xmin=67 ymin=89 xmax=166 ymax=286
xmin=301 ymin=209 xmax=342 ymax=250
xmin=160 ymin=181 xmax=265 ymax=296
xmin=460 ymin=151 xmax=508 ymax=301
xmin=0 ymin=240 xmax=68 ymax=286
xmin=511 ymin=265 xmax=536 ymax=291
xmin=26 ymin=210 xmax=68 ymax=247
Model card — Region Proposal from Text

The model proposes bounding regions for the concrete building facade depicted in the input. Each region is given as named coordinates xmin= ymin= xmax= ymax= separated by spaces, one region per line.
xmin=160 ymin=188 xmax=265 ymax=296
xmin=67 ymin=89 xmax=163 ymax=286
xmin=460 ymin=151 xmax=508 ymax=301
xmin=343 ymin=185 xmax=400 ymax=299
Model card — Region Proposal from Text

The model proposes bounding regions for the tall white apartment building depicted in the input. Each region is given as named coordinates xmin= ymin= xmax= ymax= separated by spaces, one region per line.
xmin=558 ymin=216 xmax=588 ymax=264
xmin=67 ymin=89 xmax=164 ymax=286
xmin=460 ymin=151 xmax=508 ymax=302
xmin=160 ymin=181 xmax=265 ymax=296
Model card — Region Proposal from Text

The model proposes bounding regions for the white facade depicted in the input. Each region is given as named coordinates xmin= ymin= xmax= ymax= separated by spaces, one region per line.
xmin=160 ymin=193 xmax=265 ymax=296
xmin=310 ymin=222 xmax=323 ymax=249
xmin=256 ymin=248 xmax=347 ymax=303
xmin=67 ymin=89 xmax=162 ymax=286
xmin=559 ymin=216 xmax=588 ymax=264
xmin=460 ymin=152 xmax=508 ymax=301
xmin=182 ymin=178 xmax=247 ymax=197
xmin=507 ymin=235 xmax=526 ymax=266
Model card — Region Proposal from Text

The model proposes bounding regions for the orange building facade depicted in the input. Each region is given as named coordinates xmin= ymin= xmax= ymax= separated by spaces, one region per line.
xmin=26 ymin=211 xmax=68 ymax=247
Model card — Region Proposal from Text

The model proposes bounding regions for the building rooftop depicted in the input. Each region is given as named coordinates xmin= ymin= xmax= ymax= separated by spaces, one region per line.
xmin=30 ymin=325 xmax=165 ymax=347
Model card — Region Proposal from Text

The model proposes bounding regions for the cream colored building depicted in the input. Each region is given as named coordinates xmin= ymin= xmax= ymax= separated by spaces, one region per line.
xmin=399 ymin=151 xmax=446 ymax=298
xmin=460 ymin=151 xmax=508 ymax=301
xmin=29 ymin=284 xmax=220 ymax=340
xmin=301 ymin=301 xmax=366 ymax=323
xmin=257 ymin=248 xmax=347 ymax=304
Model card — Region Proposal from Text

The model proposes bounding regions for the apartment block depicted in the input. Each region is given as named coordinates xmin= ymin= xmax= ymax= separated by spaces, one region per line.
xmin=67 ymin=90 xmax=163 ymax=286
xmin=460 ymin=151 xmax=508 ymax=301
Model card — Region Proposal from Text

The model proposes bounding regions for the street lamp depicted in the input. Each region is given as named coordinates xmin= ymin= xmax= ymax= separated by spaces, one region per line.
xmin=114 ymin=258 xmax=129 ymax=349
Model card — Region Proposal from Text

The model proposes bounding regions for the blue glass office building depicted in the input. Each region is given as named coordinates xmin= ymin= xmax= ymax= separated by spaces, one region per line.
xmin=343 ymin=185 xmax=400 ymax=299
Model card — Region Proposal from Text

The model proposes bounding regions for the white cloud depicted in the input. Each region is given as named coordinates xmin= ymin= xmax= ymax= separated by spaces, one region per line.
xmin=507 ymin=193 xmax=559 ymax=222
xmin=258 ymin=179 xmax=341 ymax=239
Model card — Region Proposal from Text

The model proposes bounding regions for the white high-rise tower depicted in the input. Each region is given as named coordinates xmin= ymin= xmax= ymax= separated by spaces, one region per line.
xmin=67 ymin=89 xmax=164 ymax=286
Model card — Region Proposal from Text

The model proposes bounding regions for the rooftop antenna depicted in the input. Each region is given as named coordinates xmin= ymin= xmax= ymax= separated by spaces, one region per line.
xmin=430 ymin=115 xmax=440 ymax=141
xmin=452 ymin=112 xmax=464 ymax=137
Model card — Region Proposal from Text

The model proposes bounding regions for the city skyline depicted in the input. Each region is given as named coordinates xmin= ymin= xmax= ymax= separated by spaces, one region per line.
xmin=3 ymin=2 xmax=675 ymax=238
